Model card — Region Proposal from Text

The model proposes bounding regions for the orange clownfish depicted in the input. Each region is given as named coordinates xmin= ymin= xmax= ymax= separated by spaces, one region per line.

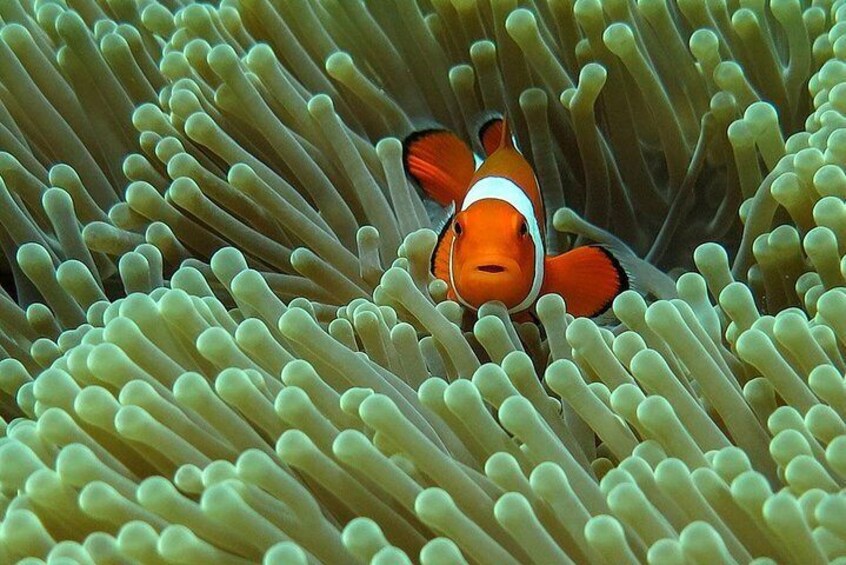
xmin=403 ymin=118 xmax=628 ymax=318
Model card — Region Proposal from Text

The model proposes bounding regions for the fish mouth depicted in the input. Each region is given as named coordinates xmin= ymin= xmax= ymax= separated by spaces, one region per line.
xmin=476 ymin=264 xmax=506 ymax=274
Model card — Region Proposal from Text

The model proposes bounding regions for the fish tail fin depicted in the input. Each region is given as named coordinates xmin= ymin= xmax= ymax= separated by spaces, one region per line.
xmin=402 ymin=129 xmax=475 ymax=207
xmin=477 ymin=114 xmax=520 ymax=155
xmin=478 ymin=115 xmax=504 ymax=156
xmin=542 ymin=245 xmax=629 ymax=318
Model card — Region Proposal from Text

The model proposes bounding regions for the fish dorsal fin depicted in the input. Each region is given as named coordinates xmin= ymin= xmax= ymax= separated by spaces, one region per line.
xmin=498 ymin=118 xmax=514 ymax=150
xmin=403 ymin=129 xmax=475 ymax=207
xmin=541 ymin=245 xmax=629 ymax=318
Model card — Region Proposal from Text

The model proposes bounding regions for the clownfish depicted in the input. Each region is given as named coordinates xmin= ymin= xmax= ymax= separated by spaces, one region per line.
xmin=403 ymin=117 xmax=628 ymax=318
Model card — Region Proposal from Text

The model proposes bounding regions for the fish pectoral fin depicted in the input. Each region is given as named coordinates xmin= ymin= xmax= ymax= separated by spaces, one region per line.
xmin=510 ymin=310 xmax=536 ymax=323
xmin=542 ymin=246 xmax=629 ymax=318
xmin=402 ymin=129 xmax=475 ymax=207
xmin=432 ymin=224 xmax=454 ymax=284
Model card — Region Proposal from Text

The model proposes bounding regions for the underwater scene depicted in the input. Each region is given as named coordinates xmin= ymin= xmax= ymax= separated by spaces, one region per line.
xmin=0 ymin=0 xmax=845 ymax=562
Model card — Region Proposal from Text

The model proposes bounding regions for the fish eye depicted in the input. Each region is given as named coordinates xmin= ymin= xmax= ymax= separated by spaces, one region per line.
xmin=519 ymin=221 xmax=528 ymax=237
xmin=453 ymin=221 xmax=463 ymax=236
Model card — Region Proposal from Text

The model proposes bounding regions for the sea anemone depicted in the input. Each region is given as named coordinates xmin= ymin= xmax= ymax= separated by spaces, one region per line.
xmin=1 ymin=0 xmax=846 ymax=562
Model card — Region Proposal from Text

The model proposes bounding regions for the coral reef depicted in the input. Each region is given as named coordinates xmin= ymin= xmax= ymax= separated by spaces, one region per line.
xmin=1 ymin=0 xmax=846 ymax=562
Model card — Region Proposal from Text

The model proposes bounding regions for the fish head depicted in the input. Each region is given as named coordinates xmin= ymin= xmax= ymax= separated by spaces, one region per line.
xmin=449 ymin=198 xmax=537 ymax=309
